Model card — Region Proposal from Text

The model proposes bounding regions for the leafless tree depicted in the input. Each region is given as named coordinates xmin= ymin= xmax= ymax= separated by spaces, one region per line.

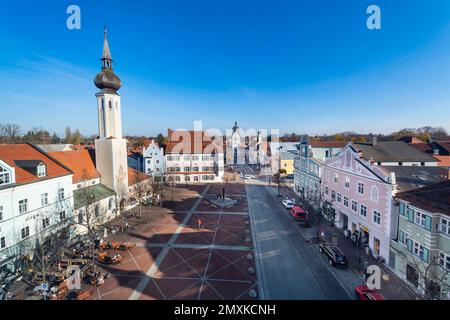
xmin=402 ymin=249 xmax=450 ymax=300
xmin=130 ymin=170 xmax=151 ymax=220
xmin=3 ymin=123 xmax=20 ymax=143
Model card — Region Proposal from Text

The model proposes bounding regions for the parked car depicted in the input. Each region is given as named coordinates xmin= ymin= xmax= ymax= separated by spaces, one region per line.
xmin=319 ymin=243 xmax=348 ymax=268
xmin=290 ymin=206 xmax=308 ymax=226
xmin=281 ymin=199 xmax=294 ymax=209
xmin=354 ymin=285 xmax=385 ymax=300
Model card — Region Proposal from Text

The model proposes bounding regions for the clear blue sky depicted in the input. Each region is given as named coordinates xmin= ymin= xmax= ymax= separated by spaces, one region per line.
xmin=1 ymin=0 xmax=450 ymax=137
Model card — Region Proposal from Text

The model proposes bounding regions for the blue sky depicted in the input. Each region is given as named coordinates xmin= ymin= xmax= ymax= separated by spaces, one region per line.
xmin=1 ymin=0 xmax=450 ymax=136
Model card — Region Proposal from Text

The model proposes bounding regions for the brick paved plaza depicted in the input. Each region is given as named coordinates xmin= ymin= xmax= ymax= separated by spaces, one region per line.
xmin=88 ymin=183 xmax=258 ymax=300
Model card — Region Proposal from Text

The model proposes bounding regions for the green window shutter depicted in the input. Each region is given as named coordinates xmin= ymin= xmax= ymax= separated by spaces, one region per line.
xmin=423 ymin=247 xmax=429 ymax=263
xmin=425 ymin=215 xmax=432 ymax=231
xmin=399 ymin=203 xmax=405 ymax=216
xmin=406 ymin=239 xmax=413 ymax=252
xmin=398 ymin=230 xmax=404 ymax=243
xmin=407 ymin=209 xmax=415 ymax=222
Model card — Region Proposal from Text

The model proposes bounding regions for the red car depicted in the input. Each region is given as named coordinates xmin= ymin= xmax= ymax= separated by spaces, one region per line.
xmin=290 ymin=206 xmax=308 ymax=226
xmin=355 ymin=285 xmax=385 ymax=300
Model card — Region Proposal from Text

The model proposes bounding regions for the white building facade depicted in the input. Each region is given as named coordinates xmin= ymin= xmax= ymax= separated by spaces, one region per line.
xmin=0 ymin=144 xmax=74 ymax=272
xmin=143 ymin=140 xmax=165 ymax=178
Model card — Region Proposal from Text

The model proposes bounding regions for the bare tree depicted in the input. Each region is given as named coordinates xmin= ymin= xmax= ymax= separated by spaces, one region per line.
xmin=401 ymin=249 xmax=450 ymax=300
xmin=3 ymin=123 xmax=20 ymax=143
xmin=130 ymin=170 xmax=151 ymax=220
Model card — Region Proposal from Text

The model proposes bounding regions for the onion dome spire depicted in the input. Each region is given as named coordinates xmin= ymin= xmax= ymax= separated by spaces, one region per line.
xmin=94 ymin=27 xmax=122 ymax=92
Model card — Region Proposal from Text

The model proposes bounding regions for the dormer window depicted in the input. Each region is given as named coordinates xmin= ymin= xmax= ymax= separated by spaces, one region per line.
xmin=0 ymin=165 xmax=11 ymax=185
xmin=433 ymin=149 xmax=440 ymax=155
xmin=37 ymin=163 xmax=46 ymax=177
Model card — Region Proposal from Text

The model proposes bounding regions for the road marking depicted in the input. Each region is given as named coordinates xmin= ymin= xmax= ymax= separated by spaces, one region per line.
xmin=128 ymin=185 xmax=211 ymax=300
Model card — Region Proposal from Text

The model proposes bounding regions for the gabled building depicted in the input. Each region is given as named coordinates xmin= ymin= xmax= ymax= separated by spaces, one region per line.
xmin=322 ymin=140 xmax=448 ymax=264
xmin=225 ymin=122 xmax=247 ymax=165
xmin=165 ymin=129 xmax=224 ymax=183
xmin=143 ymin=140 xmax=165 ymax=179
xmin=48 ymin=149 xmax=116 ymax=235
xmin=390 ymin=180 xmax=450 ymax=299
xmin=0 ymin=143 xmax=73 ymax=272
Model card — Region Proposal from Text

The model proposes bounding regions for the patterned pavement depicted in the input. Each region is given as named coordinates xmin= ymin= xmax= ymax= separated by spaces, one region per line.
xmin=88 ymin=183 xmax=258 ymax=300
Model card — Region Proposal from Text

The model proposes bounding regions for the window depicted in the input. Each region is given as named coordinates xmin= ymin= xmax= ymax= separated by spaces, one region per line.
xmin=42 ymin=217 xmax=50 ymax=229
xmin=360 ymin=205 xmax=367 ymax=217
xmin=19 ymin=199 xmax=28 ymax=214
xmin=398 ymin=230 xmax=408 ymax=244
xmin=344 ymin=177 xmax=350 ymax=189
xmin=415 ymin=212 xmax=432 ymax=231
xmin=331 ymin=190 xmax=336 ymax=200
xmin=21 ymin=226 xmax=30 ymax=239
xmin=337 ymin=193 xmax=342 ymax=203
xmin=373 ymin=211 xmax=381 ymax=225
xmin=0 ymin=166 xmax=11 ymax=185
xmin=371 ymin=186 xmax=379 ymax=203
xmin=41 ymin=193 xmax=49 ymax=206
xmin=37 ymin=163 xmax=46 ymax=177
xmin=358 ymin=182 xmax=364 ymax=194
xmin=95 ymin=205 xmax=100 ymax=217
xmin=325 ymin=187 xmax=329 ymax=195
xmin=184 ymin=156 xmax=190 ymax=161
xmin=58 ymin=188 xmax=65 ymax=200
xmin=439 ymin=252 xmax=450 ymax=270
xmin=343 ymin=196 xmax=349 ymax=207
xmin=59 ymin=211 xmax=66 ymax=221
xmin=399 ymin=202 xmax=406 ymax=216
xmin=184 ymin=166 xmax=190 ymax=171
xmin=0 ymin=206 xmax=3 ymax=221
xmin=440 ymin=218 xmax=450 ymax=235
xmin=334 ymin=174 xmax=339 ymax=184
xmin=192 ymin=167 xmax=199 ymax=172
xmin=0 ymin=237 xmax=5 ymax=249
xmin=352 ymin=201 xmax=358 ymax=212
xmin=108 ymin=198 xmax=114 ymax=210
xmin=175 ymin=176 xmax=181 ymax=182
xmin=411 ymin=241 xmax=429 ymax=262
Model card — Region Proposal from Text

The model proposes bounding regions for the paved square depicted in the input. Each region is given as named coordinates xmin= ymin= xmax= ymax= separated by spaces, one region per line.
xmin=88 ymin=183 xmax=258 ymax=300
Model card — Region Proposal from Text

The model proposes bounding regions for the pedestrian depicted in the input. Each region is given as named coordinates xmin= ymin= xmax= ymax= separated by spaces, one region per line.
xmin=197 ymin=218 xmax=204 ymax=230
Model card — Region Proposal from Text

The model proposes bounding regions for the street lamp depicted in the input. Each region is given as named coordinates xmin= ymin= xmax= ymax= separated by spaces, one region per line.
xmin=277 ymin=146 xmax=283 ymax=197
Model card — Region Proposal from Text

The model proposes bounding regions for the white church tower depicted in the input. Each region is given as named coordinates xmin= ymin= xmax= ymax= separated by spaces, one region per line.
xmin=94 ymin=28 xmax=128 ymax=194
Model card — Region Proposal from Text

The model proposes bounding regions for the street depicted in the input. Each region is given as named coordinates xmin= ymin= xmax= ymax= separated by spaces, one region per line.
xmin=242 ymin=165 xmax=356 ymax=300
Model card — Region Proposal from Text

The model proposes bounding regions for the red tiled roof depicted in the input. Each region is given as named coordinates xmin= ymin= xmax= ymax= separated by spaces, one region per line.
xmin=165 ymin=129 xmax=223 ymax=154
xmin=434 ymin=155 xmax=450 ymax=167
xmin=128 ymin=167 xmax=151 ymax=186
xmin=408 ymin=142 xmax=430 ymax=153
xmin=310 ymin=141 xmax=347 ymax=148
xmin=0 ymin=143 xmax=72 ymax=184
xmin=397 ymin=180 xmax=450 ymax=216
xmin=49 ymin=150 xmax=100 ymax=183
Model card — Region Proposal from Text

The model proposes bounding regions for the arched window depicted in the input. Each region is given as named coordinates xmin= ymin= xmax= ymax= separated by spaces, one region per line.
xmin=371 ymin=186 xmax=379 ymax=203
xmin=0 ymin=165 xmax=11 ymax=185
xmin=101 ymin=98 xmax=106 ymax=137
xmin=109 ymin=101 xmax=112 ymax=109
xmin=108 ymin=198 xmax=114 ymax=210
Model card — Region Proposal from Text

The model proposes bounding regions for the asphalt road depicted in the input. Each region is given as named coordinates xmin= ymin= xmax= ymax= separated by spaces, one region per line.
xmin=244 ymin=168 xmax=351 ymax=300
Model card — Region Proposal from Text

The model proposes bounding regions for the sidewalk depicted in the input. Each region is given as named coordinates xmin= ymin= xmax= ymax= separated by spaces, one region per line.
xmin=274 ymin=183 xmax=420 ymax=300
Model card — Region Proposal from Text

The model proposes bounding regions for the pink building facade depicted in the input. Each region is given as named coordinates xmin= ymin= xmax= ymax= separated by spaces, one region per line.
xmin=322 ymin=144 xmax=395 ymax=263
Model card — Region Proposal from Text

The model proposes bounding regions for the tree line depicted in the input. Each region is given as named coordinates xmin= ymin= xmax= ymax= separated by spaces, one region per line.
xmin=0 ymin=123 xmax=90 ymax=145
xmin=278 ymin=126 xmax=449 ymax=143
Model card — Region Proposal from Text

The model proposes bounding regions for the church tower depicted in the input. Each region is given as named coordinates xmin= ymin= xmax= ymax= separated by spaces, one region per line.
xmin=94 ymin=28 xmax=128 ymax=194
